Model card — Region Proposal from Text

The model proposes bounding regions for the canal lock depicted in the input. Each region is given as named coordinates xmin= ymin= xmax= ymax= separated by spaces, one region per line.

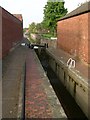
xmin=34 ymin=48 xmax=88 ymax=120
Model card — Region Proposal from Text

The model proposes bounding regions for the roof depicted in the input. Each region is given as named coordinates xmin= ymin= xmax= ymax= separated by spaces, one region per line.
xmin=13 ymin=14 xmax=23 ymax=21
xmin=58 ymin=1 xmax=90 ymax=21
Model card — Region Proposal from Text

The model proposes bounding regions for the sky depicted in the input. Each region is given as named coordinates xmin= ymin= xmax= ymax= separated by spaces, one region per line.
xmin=0 ymin=0 xmax=88 ymax=28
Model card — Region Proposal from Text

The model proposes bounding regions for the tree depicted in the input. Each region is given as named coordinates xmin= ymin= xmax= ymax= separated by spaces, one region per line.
xmin=28 ymin=22 xmax=43 ymax=43
xmin=23 ymin=28 xmax=27 ymax=33
xmin=28 ymin=22 xmax=36 ymax=33
xmin=43 ymin=1 xmax=68 ymax=35
xmin=28 ymin=22 xmax=43 ymax=33
xmin=35 ymin=23 xmax=43 ymax=33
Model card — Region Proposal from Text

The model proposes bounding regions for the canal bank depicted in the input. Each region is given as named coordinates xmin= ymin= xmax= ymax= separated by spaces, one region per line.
xmin=25 ymin=49 xmax=67 ymax=119
xmin=35 ymin=47 xmax=89 ymax=119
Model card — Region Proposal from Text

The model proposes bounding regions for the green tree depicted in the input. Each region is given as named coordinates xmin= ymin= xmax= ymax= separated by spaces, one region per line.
xmin=23 ymin=28 xmax=27 ymax=33
xmin=35 ymin=23 xmax=43 ymax=33
xmin=43 ymin=1 xmax=68 ymax=35
xmin=28 ymin=22 xmax=36 ymax=33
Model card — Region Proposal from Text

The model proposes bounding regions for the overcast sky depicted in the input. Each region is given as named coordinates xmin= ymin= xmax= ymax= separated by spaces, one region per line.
xmin=0 ymin=0 xmax=88 ymax=28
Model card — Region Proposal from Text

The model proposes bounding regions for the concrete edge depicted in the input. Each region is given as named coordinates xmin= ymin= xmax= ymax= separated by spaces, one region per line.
xmin=17 ymin=62 xmax=26 ymax=119
xmin=33 ymin=50 xmax=67 ymax=118
xmin=46 ymin=49 xmax=88 ymax=85
xmin=46 ymin=49 xmax=89 ymax=118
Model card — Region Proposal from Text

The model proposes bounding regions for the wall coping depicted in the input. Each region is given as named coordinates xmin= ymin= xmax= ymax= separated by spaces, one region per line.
xmin=58 ymin=1 xmax=90 ymax=21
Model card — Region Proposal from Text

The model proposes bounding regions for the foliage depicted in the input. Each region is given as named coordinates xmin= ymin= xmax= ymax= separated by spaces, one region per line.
xmin=42 ymin=1 xmax=68 ymax=35
xmin=23 ymin=28 xmax=27 ymax=33
xmin=28 ymin=22 xmax=44 ymax=34
xmin=28 ymin=34 xmax=36 ymax=43
xmin=28 ymin=22 xmax=43 ymax=43
xmin=35 ymin=23 xmax=43 ymax=33
xmin=28 ymin=22 xmax=36 ymax=33
xmin=41 ymin=33 xmax=56 ymax=39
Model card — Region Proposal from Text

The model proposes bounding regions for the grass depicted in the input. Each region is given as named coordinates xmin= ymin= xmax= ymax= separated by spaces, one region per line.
xmin=41 ymin=33 xmax=56 ymax=40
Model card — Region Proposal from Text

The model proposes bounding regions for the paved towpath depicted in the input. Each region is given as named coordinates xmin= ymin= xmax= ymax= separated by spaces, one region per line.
xmin=2 ymin=45 xmax=28 ymax=118
xmin=25 ymin=49 xmax=67 ymax=119
xmin=2 ymin=45 xmax=67 ymax=119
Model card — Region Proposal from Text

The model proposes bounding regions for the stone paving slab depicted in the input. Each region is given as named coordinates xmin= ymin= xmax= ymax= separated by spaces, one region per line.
xmin=25 ymin=49 xmax=67 ymax=119
xmin=0 ymin=59 xmax=2 ymax=119
xmin=2 ymin=45 xmax=28 ymax=118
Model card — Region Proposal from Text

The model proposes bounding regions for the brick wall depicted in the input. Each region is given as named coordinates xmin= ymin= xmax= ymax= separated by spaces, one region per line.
xmin=1 ymin=7 xmax=23 ymax=58
xmin=0 ymin=7 xmax=2 ymax=59
xmin=57 ymin=2 xmax=90 ymax=64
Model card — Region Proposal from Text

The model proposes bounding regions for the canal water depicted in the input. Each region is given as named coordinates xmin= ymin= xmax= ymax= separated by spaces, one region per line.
xmin=35 ymin=49 xmax=88 ymax=120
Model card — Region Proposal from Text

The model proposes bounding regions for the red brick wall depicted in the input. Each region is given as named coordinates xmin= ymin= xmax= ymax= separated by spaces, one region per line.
xmin=2 ymin=8 xmax=23 ymax=58
xmin=0 ymin=7 xmax=2 ymax=59
xmin=57 ymin=13 xmax=90 ymax=64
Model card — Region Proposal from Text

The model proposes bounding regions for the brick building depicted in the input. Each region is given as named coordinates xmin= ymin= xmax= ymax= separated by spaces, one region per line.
xmin=57 ymin=2 xmax=90 ymax=64
xmin=13 ymin=14 xmax=23 ymax=22
xmin=0 ymin=7 xmax=2 ymax=59
xmin=0 ymin=6 xmax=23 ymax=58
